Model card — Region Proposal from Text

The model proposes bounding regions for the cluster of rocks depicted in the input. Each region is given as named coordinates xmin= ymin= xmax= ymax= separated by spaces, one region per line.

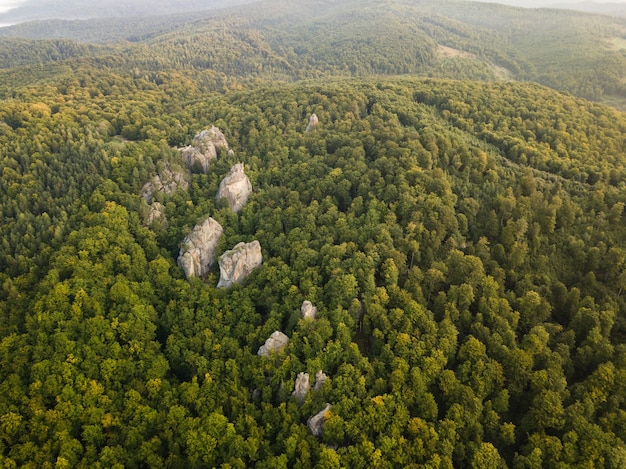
xmin=292 ymin=370 xmax=328 ymax=404
xmin=177 ymin=217 xmax=223 ymax=279
xmin=217 ymin=241 xmax=263 ymax=288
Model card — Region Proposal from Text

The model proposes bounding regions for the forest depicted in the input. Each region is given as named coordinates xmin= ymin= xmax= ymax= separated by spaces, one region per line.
xmin=2 ymin=0 xmax=626 ymax=467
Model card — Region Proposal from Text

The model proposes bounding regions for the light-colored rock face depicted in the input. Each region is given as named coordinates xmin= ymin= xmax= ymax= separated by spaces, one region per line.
xmin=308 ymin=404 xmax=331 ymax=437
xmin=141 ymin=164 xmax=188 ymax=203
xmin=196 ymin=126 xmax=229 ymax=150
xmin=216 ymin=163 xmax=252 ymax=213
xmin=305 ymin=113 xmax=318 ymax=132
xmin=180 ymin=126 xmax=229 ymax=174
xmin=301 ymin=300 xmax=317 ymax=320
xmin=145 ymin=202 xmax=168 ymax=228
xmin=292 ymin=372 xmax=310 ymax=404
xmin=314 ymin=370 xmax=327 ymax=391
xmin=217 ymin=240 xmax=262 ymax=288
xmin=181 ymin=144 xmax=216 ymax=174
xmin=258 ymin=331 xmax=289 ymax=357
xmin=177 ymin=217 xmax=224 ymax=279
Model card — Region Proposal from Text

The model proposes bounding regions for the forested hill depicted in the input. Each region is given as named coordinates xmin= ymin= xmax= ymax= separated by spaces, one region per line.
xmin=1 ymin=0 xmax=626 ymax=106
xmin=3 ymin=67 xmax=626 ymax=466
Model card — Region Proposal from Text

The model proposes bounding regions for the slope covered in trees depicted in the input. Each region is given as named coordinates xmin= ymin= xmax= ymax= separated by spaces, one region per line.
xmin=2 ymin=65 xmax=626 ymax=466
xmin=1 ymin=0 xmax=626 ymax=106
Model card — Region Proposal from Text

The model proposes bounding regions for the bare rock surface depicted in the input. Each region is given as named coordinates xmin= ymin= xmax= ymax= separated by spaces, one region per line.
xmin=216 ymin=163 xmax=252 ymax=213
xmin=258 ymin=331 xmax=289 ymax=357
xmin=177 ymin=217 xmax=223 ymax=279
xmin=305 ymin=113 xmax=318 ymax=132
xmin=180 ymin=126 xmax=229 ymax=173
xmin=145 ymin=201 xmax=168 ymax=228
xmin=314 ymin=370 xmax=328 ymax=391
xmin=141 ymin=164 xmax=187 ymax=202
xmin=308 ymin=404 xmax=331 ymax=437
xmin=217 ymin=240 xmax=262 ymax=288
xmin=292 ymin=372 xmax=310 ymax=404
xmin=301 ymin=300 xmax=317 ymax=320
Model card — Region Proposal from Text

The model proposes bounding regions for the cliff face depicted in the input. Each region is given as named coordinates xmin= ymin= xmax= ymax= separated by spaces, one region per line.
xmin=141 ymin=163 xmax=188 ymax=203
xmin=216 ymin=163 xmax=252 ymax=213
xmin=257 ymin=331 xmax=289 ymax=357
xmin=180 ymin=126 xmax=229 ymax=174
xmin=177 ymin=217 xmax=224 ymax=279
xmin=216 ymin=240 xmax=262 ymax=288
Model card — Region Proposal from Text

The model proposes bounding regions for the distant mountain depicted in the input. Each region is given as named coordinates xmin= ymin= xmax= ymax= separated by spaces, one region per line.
xmin=0 ymin=0 xmax=261 ymax=24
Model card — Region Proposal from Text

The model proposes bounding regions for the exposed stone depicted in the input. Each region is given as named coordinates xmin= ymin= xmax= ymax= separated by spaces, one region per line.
xmin=308 ymin=404 xmax=331 ymax=437
xmin=305 ymin=113 xmax=318 ymax=132
xmin=292 ymin=372 xmax=310 ymax=404
xmin=141 ymin=164 xmax=188 ymax=203
xmin=217 ymin=240 xmax=262 ymax=288
xmin=314 ymin=370 xmax=328 ymax=391
xmin=258 ymin=331 xmax=289 ymax=357
xmin=228 ymin=149 xmax=235 ymax=157
xmin=180 ymin=126 xmax=229 ymax=174
xmin=216 ymin=163 xmax=252 ymax=213
xmin=177 ymin=217 xmax=223 ymax=279
xmin=301 ymin=300 xmax=317 ymax=320
xmin=145 ymin=201 xmax=168 ymax=228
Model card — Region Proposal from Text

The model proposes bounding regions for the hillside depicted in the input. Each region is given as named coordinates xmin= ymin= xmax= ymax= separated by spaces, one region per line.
xmin=1 ymin=0 xmax=626 ymax=106
xmin=2 ymin=0 xmax=626 ymax=467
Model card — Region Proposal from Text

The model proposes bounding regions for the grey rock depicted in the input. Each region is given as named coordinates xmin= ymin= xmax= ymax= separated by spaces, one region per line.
xmin=180 ymin=126 xmax=229 ymax=174
xmin=292 ymin=372 xmax=310 ymax=404
xmin=314 ymin=370 xmax=328 ymax=391
xmin=216 ymin=163 xmax=252 ymax=213
xmin=301 ymin=300 xmax=317 ymax=320
xmin=145 ymin=201 xmax=168 ymax=228
xmin=141 ymin=163 xmax=188 ymax=203
xmin=258 ymin=331 xmax=289 ymax=357
xmin=177 ymin=217 xmax=223 ymax=279
xmin=228 ymin=149 xmax=235 ymax=157
xmin=305 ymin=113 xmax=318 ymax=132
xmin=308 ymin=404 xmax=331 ymax=437
xmin=217 ymin=240 xmax=262 ymax=288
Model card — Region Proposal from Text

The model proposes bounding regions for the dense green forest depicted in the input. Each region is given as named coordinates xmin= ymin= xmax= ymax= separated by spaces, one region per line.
xmin=3 ymin=0 xmax=626 ymax=467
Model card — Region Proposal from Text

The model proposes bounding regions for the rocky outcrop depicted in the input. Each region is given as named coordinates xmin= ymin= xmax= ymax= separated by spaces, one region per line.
xmin=305 ymin=113 xmax=318 ymax=132
xmin=216 ymin=163 xmax=252 ymax=213
xmin=314 ymin=370 xmax=328 ymax=391
xmin=308 ymin=404 xmax=331 ymax=437
xmin=145 ymin=201 xmax=168 ymax=228
xmin=141 ymin=164 xmax=187 ymax=203
xmin=217 ymin=240 xmax=262 ymax=288
xmin=180 ymin=126 xmax=229 ymax=174
xmin=292 ymin=372 xmax=310 ymax=404
xmin=258 ymin=331 xmax=289 ymax=357
xmin=177 ymin=217 xmax=223 ymax=279
xmin=301 ymin=300 xmax=317 ymax=320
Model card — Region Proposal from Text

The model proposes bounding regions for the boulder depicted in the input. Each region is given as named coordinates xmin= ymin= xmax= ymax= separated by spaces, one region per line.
xmin=216 ymin=163 xmax=252 ymax=213
xmin=180 ymin=126 xmax=229 ymax=174
xmin=314 ymin=370 xmax=328 ymax=391
xmin=141 ymin=164 xmax=187 ymax=203
xmin=145 ymin=201 xmax=168 ymax=228
xmin=301 ymin=300 xmax=317 ymax=320
xmin=305 ymin=113 xmax=318 ymax=132
xmin=258 ymin=331 xmax=289 ymax=357
xmin=308 ymin=404 xmax=331 ymax=437
xmin=177 ymin=217 xmax=223 ymax=279
xmin=217 ymin=240 xmax=262 ymax=288
xmin=292 ymin=372 xmax=310 ymax=404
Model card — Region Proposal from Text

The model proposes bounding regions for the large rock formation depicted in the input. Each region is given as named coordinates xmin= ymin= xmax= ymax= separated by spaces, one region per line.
xmin=314 ymin=370 xmax=328 ymax=391
xmin=301 ymin=300 xmax=317 ymax=320
xmin=180 ymin=126 xmax=229 ymax=174
xmin=217 ymin=240 xmax=262 ymax=288
xmin=305 ymin=113 xmax=318 ymax=132
xmin=258 ymin=331 xmax=289 ymax=357
xmin=141 ymin=164 xmax=187 ymax=203
xmin=177 ymin=217 xmax=223 ymax=279
xmin=216 ymin=163 xmax=252 ymax=213
xmin=292 ymin=372 xmax=310 ymax=404
xmin=145 ymin=201 xmax=168 ymax=228
xmin=308 ymin=404 xmax=331 ymax=437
